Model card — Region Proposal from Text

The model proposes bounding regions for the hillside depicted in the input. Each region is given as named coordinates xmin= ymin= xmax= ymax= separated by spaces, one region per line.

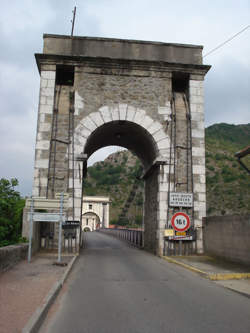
xmin=83 ymin=150 xmax=144 ymax=224
xmin=205 ymin=123 xmax=250 ymax=216
xmin=83 ymin=123 xmax=250 ymax=224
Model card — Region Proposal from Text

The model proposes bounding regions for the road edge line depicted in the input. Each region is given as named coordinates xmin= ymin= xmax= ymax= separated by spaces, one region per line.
xmin=209 ymin=273 xmax=250 ymax=281
xmin=162 ymin=256 xmax=250 ymax=281
xmin=162 ymin=256 xmax=209 ymax=278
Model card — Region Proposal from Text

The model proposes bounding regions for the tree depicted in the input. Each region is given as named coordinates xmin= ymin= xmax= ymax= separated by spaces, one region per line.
xmin=0 ymin=178 xmax=25 ymax=247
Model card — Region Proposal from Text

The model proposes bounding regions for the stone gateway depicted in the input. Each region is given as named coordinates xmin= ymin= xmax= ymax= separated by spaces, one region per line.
xmin=22 ymin=34 xmax=210 ymax=256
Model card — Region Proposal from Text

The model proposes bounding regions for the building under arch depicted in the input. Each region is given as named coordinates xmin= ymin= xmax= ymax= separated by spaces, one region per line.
xmin=82 ymin=196 xmax=110 ymax=231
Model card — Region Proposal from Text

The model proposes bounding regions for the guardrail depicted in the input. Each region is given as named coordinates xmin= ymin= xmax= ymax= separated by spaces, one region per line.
xmin=100 ymin=228 xmax=143 ymax=248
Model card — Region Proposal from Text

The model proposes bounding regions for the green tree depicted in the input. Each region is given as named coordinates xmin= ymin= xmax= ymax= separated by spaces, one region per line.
xmin=0 ymin=178 xmax=25 ymax=247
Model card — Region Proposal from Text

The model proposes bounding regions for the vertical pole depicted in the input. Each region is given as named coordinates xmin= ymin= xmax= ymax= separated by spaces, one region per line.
xmin=80 ymin=168 xmax=84 ymax=247
xmin=28 ymin=198 xmax=34 ymax=263
xmin=47 ymin=86 xmax=58 ymax=199
xmin=58 ymin=192 xmax=64 ymax=263
xmin=179 ymin=240 xmax=183 ymax=256
xmin=71 ymin=6 xmax=76 ymax=37
xmin=80 ymin=158 xmax=87 ymax=247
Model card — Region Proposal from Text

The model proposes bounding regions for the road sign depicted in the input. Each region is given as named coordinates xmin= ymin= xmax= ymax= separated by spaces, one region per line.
xmin=164 ymin=229 xmax=174 ymax=237
xmin=168 ymin=235 xmax=194 ymax=241
xmin=169 ymin=192 xmax=193 ymax=207
xmin=62 ymin=220 xmax=80 ymax=229
xmin=28 ymin=193 xmax=65 ymax=264
xmin=28 ymin=213 xmax=64 ymax=222
xmin=171 ymin=212 xmax=191 ymax=232
xmin=176 ymin=231 xmax=186 ymax=236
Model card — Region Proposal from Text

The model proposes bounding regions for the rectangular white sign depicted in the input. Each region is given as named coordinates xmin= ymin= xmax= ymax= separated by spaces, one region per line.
xmin=170 ymin=192 xmax=193 ymax=207
xmin=28 ymin=213 xmax=65 ymax=222
xmin=168 ymin=235 xmax=194 ymax=241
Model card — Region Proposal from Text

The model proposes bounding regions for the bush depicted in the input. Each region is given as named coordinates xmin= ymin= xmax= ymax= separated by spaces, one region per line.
xmin=134 ymin=215 xmax=143 ymax=225
xmin=207 ymin=165 xmax=215 ymax=172
xmin=0 ymin=178 xmax=25 ymax=247
xmin=215 ymin=153 xmax=226 ymax=161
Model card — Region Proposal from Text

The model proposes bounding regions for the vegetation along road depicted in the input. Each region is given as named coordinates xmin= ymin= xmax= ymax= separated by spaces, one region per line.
xmin=41 ymin=232 xmax=250 ymax=333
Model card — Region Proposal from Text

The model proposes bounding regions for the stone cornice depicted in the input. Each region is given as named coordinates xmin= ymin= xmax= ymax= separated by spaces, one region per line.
xmin=35 ymin=53 xmax=211 ymax=77
xmin=43 ymin=33 xmax=204 ymax=50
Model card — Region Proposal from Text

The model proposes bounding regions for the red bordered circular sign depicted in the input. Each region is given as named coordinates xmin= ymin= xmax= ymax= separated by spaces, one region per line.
xmin=171 ymin=212 xmax=191 ymax=232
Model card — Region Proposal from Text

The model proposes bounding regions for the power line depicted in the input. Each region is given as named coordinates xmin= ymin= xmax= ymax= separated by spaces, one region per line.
xmin=204 ymin=24 xmax=250 ymax=58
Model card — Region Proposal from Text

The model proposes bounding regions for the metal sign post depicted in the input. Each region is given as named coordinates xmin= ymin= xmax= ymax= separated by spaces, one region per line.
xmin=58 ymin=192 xmax=64 ymax=263
xmin=27 ymin=193 xmax=65 ymax=263
xmin=28 ymin=198 xmax=34 ymax=263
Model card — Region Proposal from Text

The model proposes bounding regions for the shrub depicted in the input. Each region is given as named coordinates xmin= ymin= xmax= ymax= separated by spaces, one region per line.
xmin=0 ymin=178 xmax=25 ymax=247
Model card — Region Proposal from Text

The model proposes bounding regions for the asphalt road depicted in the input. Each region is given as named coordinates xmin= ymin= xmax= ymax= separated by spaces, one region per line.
xmin=42 ymin=232 xmax=250 ymax=333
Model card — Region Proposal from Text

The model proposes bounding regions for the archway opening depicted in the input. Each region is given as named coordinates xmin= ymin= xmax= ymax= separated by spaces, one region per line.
xmin=82 ymin=212 xmax=101 ymax=231
xmin=80 ymin=119 xmax=161 ymax=253
xmin=84 ymin=121 xmax=158 ymax=169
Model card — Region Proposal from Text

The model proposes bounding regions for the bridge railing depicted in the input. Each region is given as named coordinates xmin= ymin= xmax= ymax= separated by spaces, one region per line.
xmin=99 ymin=228 xmax=143 ymax=248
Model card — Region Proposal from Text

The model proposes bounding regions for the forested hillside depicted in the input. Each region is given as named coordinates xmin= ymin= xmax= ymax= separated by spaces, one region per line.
xmin=83 ymin=123 xmax=250 ymax=224
xmin=83 ymin=150 xmax=144 ymax=225
xmin=205 ymin=123 xmax=250 ymax=216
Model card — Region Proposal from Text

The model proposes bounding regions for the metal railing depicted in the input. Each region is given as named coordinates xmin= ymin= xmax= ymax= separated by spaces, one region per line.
xmin=100 ymin=228 xmax=143 ymax=248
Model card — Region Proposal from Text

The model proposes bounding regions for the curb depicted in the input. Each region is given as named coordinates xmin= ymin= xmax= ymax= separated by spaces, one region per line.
xmin=209 ymin=272 xmax=250 ymax=281
xmin=22 ymin=255 xmax=78 ymax=333
xmin=162 ymin=256 xmax=250 ymax=281
xmin=162 ymin=256 xmax=208 ymax=278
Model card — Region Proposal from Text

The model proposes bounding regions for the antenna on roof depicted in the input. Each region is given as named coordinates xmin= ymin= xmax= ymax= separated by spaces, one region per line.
xmin=71 ymin=6 xmax=76 ymax=37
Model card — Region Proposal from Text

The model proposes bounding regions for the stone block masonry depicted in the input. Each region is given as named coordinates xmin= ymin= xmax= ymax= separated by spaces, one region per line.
xmin=0 ymin=244 xmax=28 ymax=272
xmin=24 ymin=34 xmax=210 ymax=256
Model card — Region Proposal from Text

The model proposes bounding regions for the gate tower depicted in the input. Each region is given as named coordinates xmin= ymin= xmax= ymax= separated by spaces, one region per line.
xmin=23 ymin=34 xmax=210 ymax=255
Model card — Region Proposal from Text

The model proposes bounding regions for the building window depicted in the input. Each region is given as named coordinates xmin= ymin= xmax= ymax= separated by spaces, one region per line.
xmin=89 ymin=204 xmax=92 ymax=210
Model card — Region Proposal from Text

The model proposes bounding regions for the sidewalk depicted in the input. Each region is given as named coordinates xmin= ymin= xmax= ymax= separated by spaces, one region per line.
xmin=163 ymin=255 xmax=250 ymax=297
xmin=0 ymin=253 xmax=77 ymax=333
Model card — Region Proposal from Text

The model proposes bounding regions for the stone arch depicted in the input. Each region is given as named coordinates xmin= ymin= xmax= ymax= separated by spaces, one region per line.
xmin=70 ymin=104 xmax=170 ymax=255
xmin=82 ymin=226 xmax=92 ymax=232
xmin=74 ymin=104 xmax=170 ymax=168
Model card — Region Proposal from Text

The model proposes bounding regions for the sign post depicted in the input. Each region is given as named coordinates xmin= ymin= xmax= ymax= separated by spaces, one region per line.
xmin=58 ymin=192 xmax=64 ymax=263
xmin=27 ymin=193 xmax=65 ymax=263
xmin=28 ymin=198 xmax=34 ymax=263
xmin=171 ymin=212 xmax=191 ymax=256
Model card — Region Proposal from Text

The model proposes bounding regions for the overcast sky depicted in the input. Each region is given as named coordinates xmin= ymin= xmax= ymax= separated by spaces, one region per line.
xmin=0 ymin=0 xmax=249 ymax=196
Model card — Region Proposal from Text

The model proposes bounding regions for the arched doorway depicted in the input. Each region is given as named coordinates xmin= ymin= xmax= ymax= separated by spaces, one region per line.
xmin=83 ymin=226 xmax=92 ymax=232
xmin=82 ymin=212 xmax=101 ymax=232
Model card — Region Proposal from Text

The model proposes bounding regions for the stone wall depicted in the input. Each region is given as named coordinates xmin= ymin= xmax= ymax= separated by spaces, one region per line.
xmin=203 ymin=215 xmax=250 ymax=265
xmin=0 ymin=244 xmax=28 ymax=272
